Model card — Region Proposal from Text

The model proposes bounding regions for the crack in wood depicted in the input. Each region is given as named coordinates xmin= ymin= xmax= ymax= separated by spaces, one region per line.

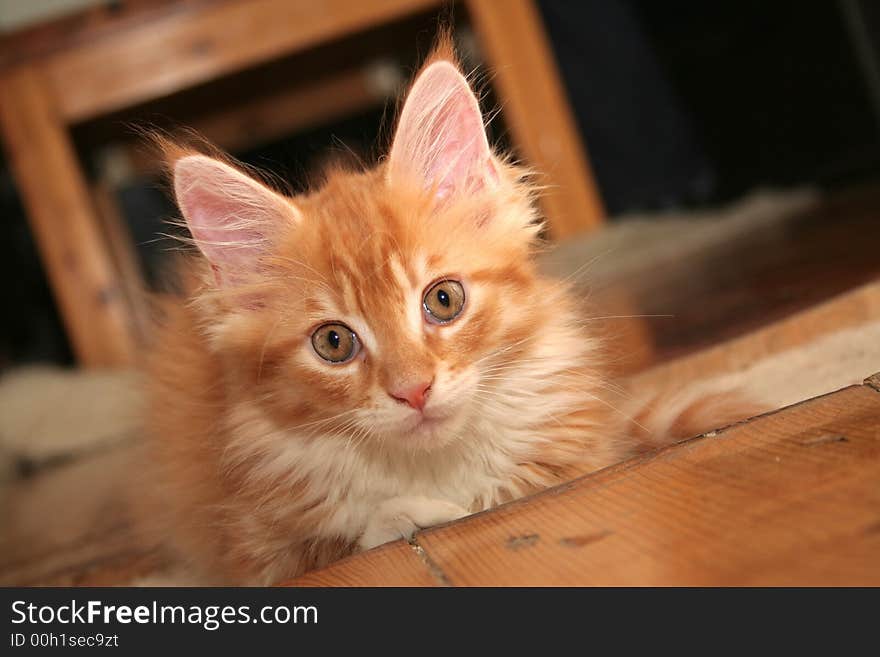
xmin=865 ymin=373 xmax=880 ymax=392
xmin=407 ymin=538 xmax=453 ymax=587
xmin=558 ymin=530 xmax=613 ymax=548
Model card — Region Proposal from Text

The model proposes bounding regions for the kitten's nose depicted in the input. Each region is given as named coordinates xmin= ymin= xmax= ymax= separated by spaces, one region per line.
xmin=389 ymin=380 xmax=433 ymax=411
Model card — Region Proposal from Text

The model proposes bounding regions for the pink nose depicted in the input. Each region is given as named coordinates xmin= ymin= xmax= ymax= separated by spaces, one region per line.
xmin=389 ymin=380 xmax=433 ymax=411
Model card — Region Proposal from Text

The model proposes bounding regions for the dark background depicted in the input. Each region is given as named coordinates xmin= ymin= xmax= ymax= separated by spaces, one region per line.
xmin=2 ymin=0 xmax=879 ymax=367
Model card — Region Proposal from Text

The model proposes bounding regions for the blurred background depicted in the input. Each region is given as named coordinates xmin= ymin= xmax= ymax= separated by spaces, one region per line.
xmin=2 ymin=0 xmax=880 ymax=369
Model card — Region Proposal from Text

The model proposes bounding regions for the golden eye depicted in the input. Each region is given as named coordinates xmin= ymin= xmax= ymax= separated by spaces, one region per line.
xmin=311 ymin=323 xmax=359 ymax=363
xmin=423 ymin=279 xmax=465 ymax=323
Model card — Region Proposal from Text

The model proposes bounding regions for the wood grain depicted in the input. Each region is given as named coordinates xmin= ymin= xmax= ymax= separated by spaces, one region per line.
xmin=287 ymin=384 xmax=880 ymax=586
xmin=290 ymin=541 xmax=444 ymax=587
xmin=43 ymin=0 xmax=439 ymax=123
xmin=466 ymin=0 xmax=605 ymax=238
xmin=0 ymin=67 xmax=137 ymax=367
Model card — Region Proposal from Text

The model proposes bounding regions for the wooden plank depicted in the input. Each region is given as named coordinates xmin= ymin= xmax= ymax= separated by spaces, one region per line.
xmin=123 ymin=65 xmax=389 ymax=175
xmin=189 ymin=66 xmax=386 ymax=155
xmin=0 ymin=0 xmax=204 ymax=70
xmin=0 ymin=66 xmax=136 ymax=367
xmin=289 ymin=542 xmax=441 ymax=587
xmin=412 ymin=385 xmax=880 ymax=585
xmin=92 ymin=181 xmax=150 ymax=344
xmin=466 ymin=0 xmax=605 ymax=238
xmin=43 ymin=0 xmax=440 ymax=123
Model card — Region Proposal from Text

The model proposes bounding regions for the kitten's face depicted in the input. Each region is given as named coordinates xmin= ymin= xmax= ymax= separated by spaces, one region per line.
xmin=173 ymin=56 xmax=545 ymax=451
xmin=242 ymin=174 xmax=540 ymax=451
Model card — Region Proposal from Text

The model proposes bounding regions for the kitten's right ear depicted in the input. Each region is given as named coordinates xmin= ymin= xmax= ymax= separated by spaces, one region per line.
xmin=173 ymin=155 xmax=298 ymax=282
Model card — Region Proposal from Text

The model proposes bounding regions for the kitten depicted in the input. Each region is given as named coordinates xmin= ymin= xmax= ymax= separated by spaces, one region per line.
xmin=143 ymin=39 xmax=750 ymax=585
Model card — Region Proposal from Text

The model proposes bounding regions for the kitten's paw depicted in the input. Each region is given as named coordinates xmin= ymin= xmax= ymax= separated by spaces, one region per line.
xmin=358 ymin=496 xmax=469 ymax=550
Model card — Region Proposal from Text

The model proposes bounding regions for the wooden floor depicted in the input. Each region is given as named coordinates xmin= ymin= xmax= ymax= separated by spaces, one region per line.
xmin=2 ymin=184 xmax=880 ymax=586
xmin=587 ymin=184 xmax=880 ymax=370
xmin=633 ymin=185 xmax=880 ymax=363
xmin=290 ymin=379 xmax=880 ymax=586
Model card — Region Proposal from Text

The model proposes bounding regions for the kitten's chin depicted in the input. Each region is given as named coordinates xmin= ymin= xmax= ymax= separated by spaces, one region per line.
xmin=392 ymin=411 xmax=467 ymax=451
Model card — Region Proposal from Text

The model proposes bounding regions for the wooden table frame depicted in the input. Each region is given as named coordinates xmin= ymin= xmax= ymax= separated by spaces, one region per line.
xmin=0 ymin=0 xmax=604 ymax=368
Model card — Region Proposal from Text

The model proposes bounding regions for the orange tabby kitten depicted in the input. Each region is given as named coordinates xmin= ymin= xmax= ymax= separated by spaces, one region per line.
xmin=144 ymin=40 xmax=750 ymax=585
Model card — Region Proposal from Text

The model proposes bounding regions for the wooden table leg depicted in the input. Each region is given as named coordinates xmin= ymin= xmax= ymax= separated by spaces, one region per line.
xmin=0 ymin=66 xmax=136 ymax=367
xmin=466 ymin=0 xmax=605 ymax=239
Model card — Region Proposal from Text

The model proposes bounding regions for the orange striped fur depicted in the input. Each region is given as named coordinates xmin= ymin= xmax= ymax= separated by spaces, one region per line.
xmin=142 ymin=37 xmax=756 ymax=584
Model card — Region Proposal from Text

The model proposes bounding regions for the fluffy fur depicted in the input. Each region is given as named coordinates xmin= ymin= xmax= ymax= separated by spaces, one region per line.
xmin=143 ymin=39 xmax=754 ymax=585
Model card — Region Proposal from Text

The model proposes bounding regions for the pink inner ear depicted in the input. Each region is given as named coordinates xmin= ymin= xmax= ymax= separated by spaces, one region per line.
xmin=174 ymin=155 xmax=292 ymax=275
xmin=177 ymin=180 xmax=265 ymax=267
xmin=388 ymin=61 xmax=497 ymax=197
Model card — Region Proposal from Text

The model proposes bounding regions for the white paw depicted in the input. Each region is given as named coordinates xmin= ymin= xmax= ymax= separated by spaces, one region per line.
xmin=358 ymin=496 xmax=469 ymax=550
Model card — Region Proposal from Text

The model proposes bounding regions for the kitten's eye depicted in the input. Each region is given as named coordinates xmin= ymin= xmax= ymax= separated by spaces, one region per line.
xmin=423 ymin=279 xmax=465 ymax=324
xmin=311 ymin=323 xmax=359 ymax=363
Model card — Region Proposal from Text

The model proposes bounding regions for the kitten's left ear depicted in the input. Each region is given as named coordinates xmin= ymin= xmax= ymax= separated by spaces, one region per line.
xmin=387 ymin=59 xmax=497 ymax=198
